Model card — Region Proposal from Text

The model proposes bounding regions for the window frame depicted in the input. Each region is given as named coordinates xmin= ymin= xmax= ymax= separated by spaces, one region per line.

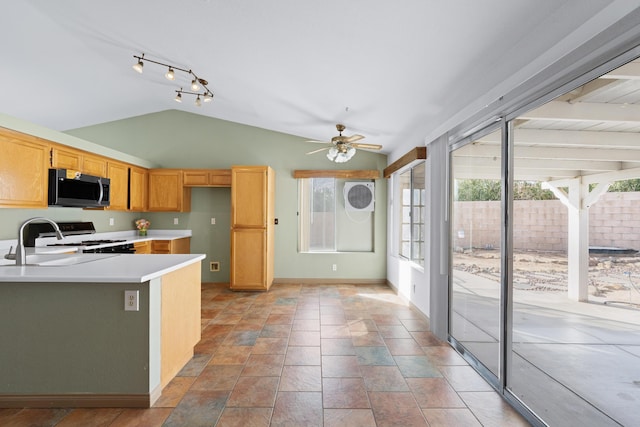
xmin=398 ymin=161 xmax=426 ymax=265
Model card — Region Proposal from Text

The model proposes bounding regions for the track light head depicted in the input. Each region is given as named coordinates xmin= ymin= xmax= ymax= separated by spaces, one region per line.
xmin=132 ymin=59 xmax=144 ymax=73
xmin=191 ymin=79 xmax=200 ymax=91
xmin=165 ymin=67 xmax=175 ymax=81
xmin=175 ymin=91 xmax=182 ymax=103
xmin=195 ymin=95 xmax=202 ymax=107
xmin=203 ymin=92 xmax=213 ymax=102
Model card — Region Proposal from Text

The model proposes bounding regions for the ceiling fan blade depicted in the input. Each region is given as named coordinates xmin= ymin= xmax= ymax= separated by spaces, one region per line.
xmin=351 ymin=142 xmax=382 ymax=150
xmin=306 ymin=147 xmax=330 ymax=155
xmin=344 ymin=134 xmax=365 ymax=143
xmin=306 ymin=139 xmax=331 ymax=144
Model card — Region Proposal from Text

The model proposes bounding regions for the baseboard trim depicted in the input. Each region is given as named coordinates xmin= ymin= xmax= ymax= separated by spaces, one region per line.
xmin=0 ymin=393 xmax=156 ymax=408
xmin=273 ymin=278 xmax=388 ymax=285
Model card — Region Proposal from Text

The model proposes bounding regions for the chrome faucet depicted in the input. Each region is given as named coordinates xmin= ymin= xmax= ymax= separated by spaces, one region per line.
xmin=5 ymin=217 xmax=64 ymax=266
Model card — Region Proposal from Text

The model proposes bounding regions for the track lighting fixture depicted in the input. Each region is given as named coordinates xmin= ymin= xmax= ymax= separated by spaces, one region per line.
xmin=132 ymin=54 xmax=144 ymax=73
xmin=132 ymin=53 xmax=214 ymax=105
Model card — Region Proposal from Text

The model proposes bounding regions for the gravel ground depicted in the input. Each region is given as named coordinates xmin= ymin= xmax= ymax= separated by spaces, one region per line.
xmin=452 ymin=249 xmax=640 ymax=308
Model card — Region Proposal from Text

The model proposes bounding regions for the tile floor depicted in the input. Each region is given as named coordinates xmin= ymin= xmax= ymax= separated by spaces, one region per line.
xmin=0 ymin=283 xmax=530 ymax=426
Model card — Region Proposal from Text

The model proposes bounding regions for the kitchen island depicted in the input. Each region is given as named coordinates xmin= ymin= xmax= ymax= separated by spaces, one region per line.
xmin=0 ymin=252 xmax=205 ymax=408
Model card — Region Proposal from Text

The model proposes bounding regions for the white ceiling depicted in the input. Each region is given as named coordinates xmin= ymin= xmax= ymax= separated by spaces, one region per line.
xmin=1 ymin=0 xmax=638 ymax=161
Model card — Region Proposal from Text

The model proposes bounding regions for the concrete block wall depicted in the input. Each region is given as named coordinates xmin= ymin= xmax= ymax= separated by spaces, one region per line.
xmin=453 ymin=192 xmax=640 ymax=253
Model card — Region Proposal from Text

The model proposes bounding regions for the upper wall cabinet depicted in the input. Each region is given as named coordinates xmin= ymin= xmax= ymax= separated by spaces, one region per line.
xmin=183 ymin=169 xmax=232 ymax=187
xmin=50 ymin=145 xmax=81 ymax=171
xmin=129 ymin=166 xmax=148 ymax=212
xmin=50 ymin=144 xmax=108 ymax=177
xmin=148 ymin=169 xmax=191 ymax=212
xmin=107 ymin=161 xmax=129 ymax=211
xmin=0 ymin=128 xmax=49 ymax=208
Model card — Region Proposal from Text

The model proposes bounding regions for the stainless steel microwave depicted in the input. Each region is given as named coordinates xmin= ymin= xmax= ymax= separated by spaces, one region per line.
xmin=48 ymin=168 xmax=111 ymax=207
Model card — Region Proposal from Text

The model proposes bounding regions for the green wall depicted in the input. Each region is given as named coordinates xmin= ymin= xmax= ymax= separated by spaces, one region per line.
xmin=67 ymin=110 xmax=388 ymax=282
xmin=0 ymin=110 xmax=387 ymax=282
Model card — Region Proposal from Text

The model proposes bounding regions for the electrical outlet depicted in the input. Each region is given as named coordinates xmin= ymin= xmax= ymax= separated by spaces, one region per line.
xmin=210 ymin=261 xmax=220 ymax=272
xmin=211 ymin=217 xmax=216 ymax=225
xmin=173 ymin=218 xmax=179 ymax=225
xmin=109 ymin=218 xmax=114 ymax=226
xmin=124 ymin=290 xmax=139 ymax=311
xmin=332 ymin=264 xmax=337 ymax=271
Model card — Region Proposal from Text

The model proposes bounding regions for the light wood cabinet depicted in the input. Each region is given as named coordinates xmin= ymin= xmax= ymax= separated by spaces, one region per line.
xmin=230 ymin=166 xmax=275 ymax=291
xmin=0 ymin=128 xmax=49 ymax=208
xmin=107 ymin=161 xmax=129 ymax=211
xmin=129 ymin=166 xmax=148 ymax=211
xmin=133 ymin=241 xmax=151 ymax=254
xmin=160 ymin=262 xmax=201 ymax=388
xmin=151 ymin=237 xmax=191 ymax=254
xmin=183 ymin=169 xmax=232 ymax=187
xmin=50 ymin=145 xmax=107 ymax=177
xmin=148 ymin=169 xmax=191 ymax=212
xmin=50 ymin=146 xmax=81 ymax=171
xmin=82 ymin=154 xmax=107 ymax=177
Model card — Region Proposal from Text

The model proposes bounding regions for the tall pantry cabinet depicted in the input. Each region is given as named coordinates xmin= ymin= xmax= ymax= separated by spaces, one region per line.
xmin=230 ymin=166 xmax=275 ymax=291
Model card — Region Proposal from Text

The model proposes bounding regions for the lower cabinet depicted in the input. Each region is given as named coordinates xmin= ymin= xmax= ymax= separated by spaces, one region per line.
xmin=134 ymin=241 xmax=151 ymax=254
xmin=230 ymin=228 xmax=267 ymax=291
xmin=151 ymin=237 xmax=191 ymax=254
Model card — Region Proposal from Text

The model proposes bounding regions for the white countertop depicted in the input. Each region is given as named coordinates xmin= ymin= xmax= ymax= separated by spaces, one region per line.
xmin=0 ymin=229 xmax=204 ymax=283
xmin=0 ymin=229 xmax=192 ymax=255
xmin=0 ymin=253 xmax=205 ymax=283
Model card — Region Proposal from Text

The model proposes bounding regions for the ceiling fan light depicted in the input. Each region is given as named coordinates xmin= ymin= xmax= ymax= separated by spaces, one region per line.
xmin=132 ymin=59 xmax=144 ymax=73
xmin=346 ymin=147 xmax=356 ymax=160
xmin=165 ymin=67 xmax=175 ymax=81
xmin=327 ymin=147 xmax=338 ymax=161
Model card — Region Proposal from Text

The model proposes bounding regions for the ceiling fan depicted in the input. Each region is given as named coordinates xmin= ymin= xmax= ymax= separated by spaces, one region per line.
xmin=306 ymin=124 xmax=382 ymax=163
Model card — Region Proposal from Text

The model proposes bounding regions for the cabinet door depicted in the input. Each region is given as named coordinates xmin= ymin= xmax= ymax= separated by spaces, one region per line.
xmin=82 ymin=154 xmax=107 ymax=177
xmin=129 ymin=166 xmax=147 ymax=211
xmin=151 ymin=238 xmax=190 ymax=254
xmin=107 ymin=161 xmax=129 ymax=210
xmin=134 ymin=241 xmax=151 ymax=254
xmin=209 ymin=170 xmax=232 ymax=187
xmin=51 ymin=146 xmax=82 ymax=171
xmin=148 ymin=169 xmax=190 ymax=212
xmin=230 ymin=228 xmax=266 ymax=290
xmin=0 ymin=129 xmax=48 ymax=208
xmin=183 ymin=170 xmax=209 ymax=186
xmin=232 ymin=166 xmax=267 ymax=227
xmin=151 ymin=240 xmax=171 ymax=254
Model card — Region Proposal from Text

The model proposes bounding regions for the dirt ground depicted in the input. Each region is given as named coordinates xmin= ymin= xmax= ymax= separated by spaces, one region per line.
xmin=452 ymin=249 xmax=640 ymax=308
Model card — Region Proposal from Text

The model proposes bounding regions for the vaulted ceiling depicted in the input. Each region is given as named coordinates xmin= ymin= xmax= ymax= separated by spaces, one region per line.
xmin=1 ymin=1 xmax=639 ymax=162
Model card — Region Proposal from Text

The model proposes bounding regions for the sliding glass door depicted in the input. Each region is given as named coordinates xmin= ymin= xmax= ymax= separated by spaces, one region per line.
xmin=448 ymin=54 xmax=640 ymax=426
xmin=450 ymin=126 xmax=503 ymax=383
